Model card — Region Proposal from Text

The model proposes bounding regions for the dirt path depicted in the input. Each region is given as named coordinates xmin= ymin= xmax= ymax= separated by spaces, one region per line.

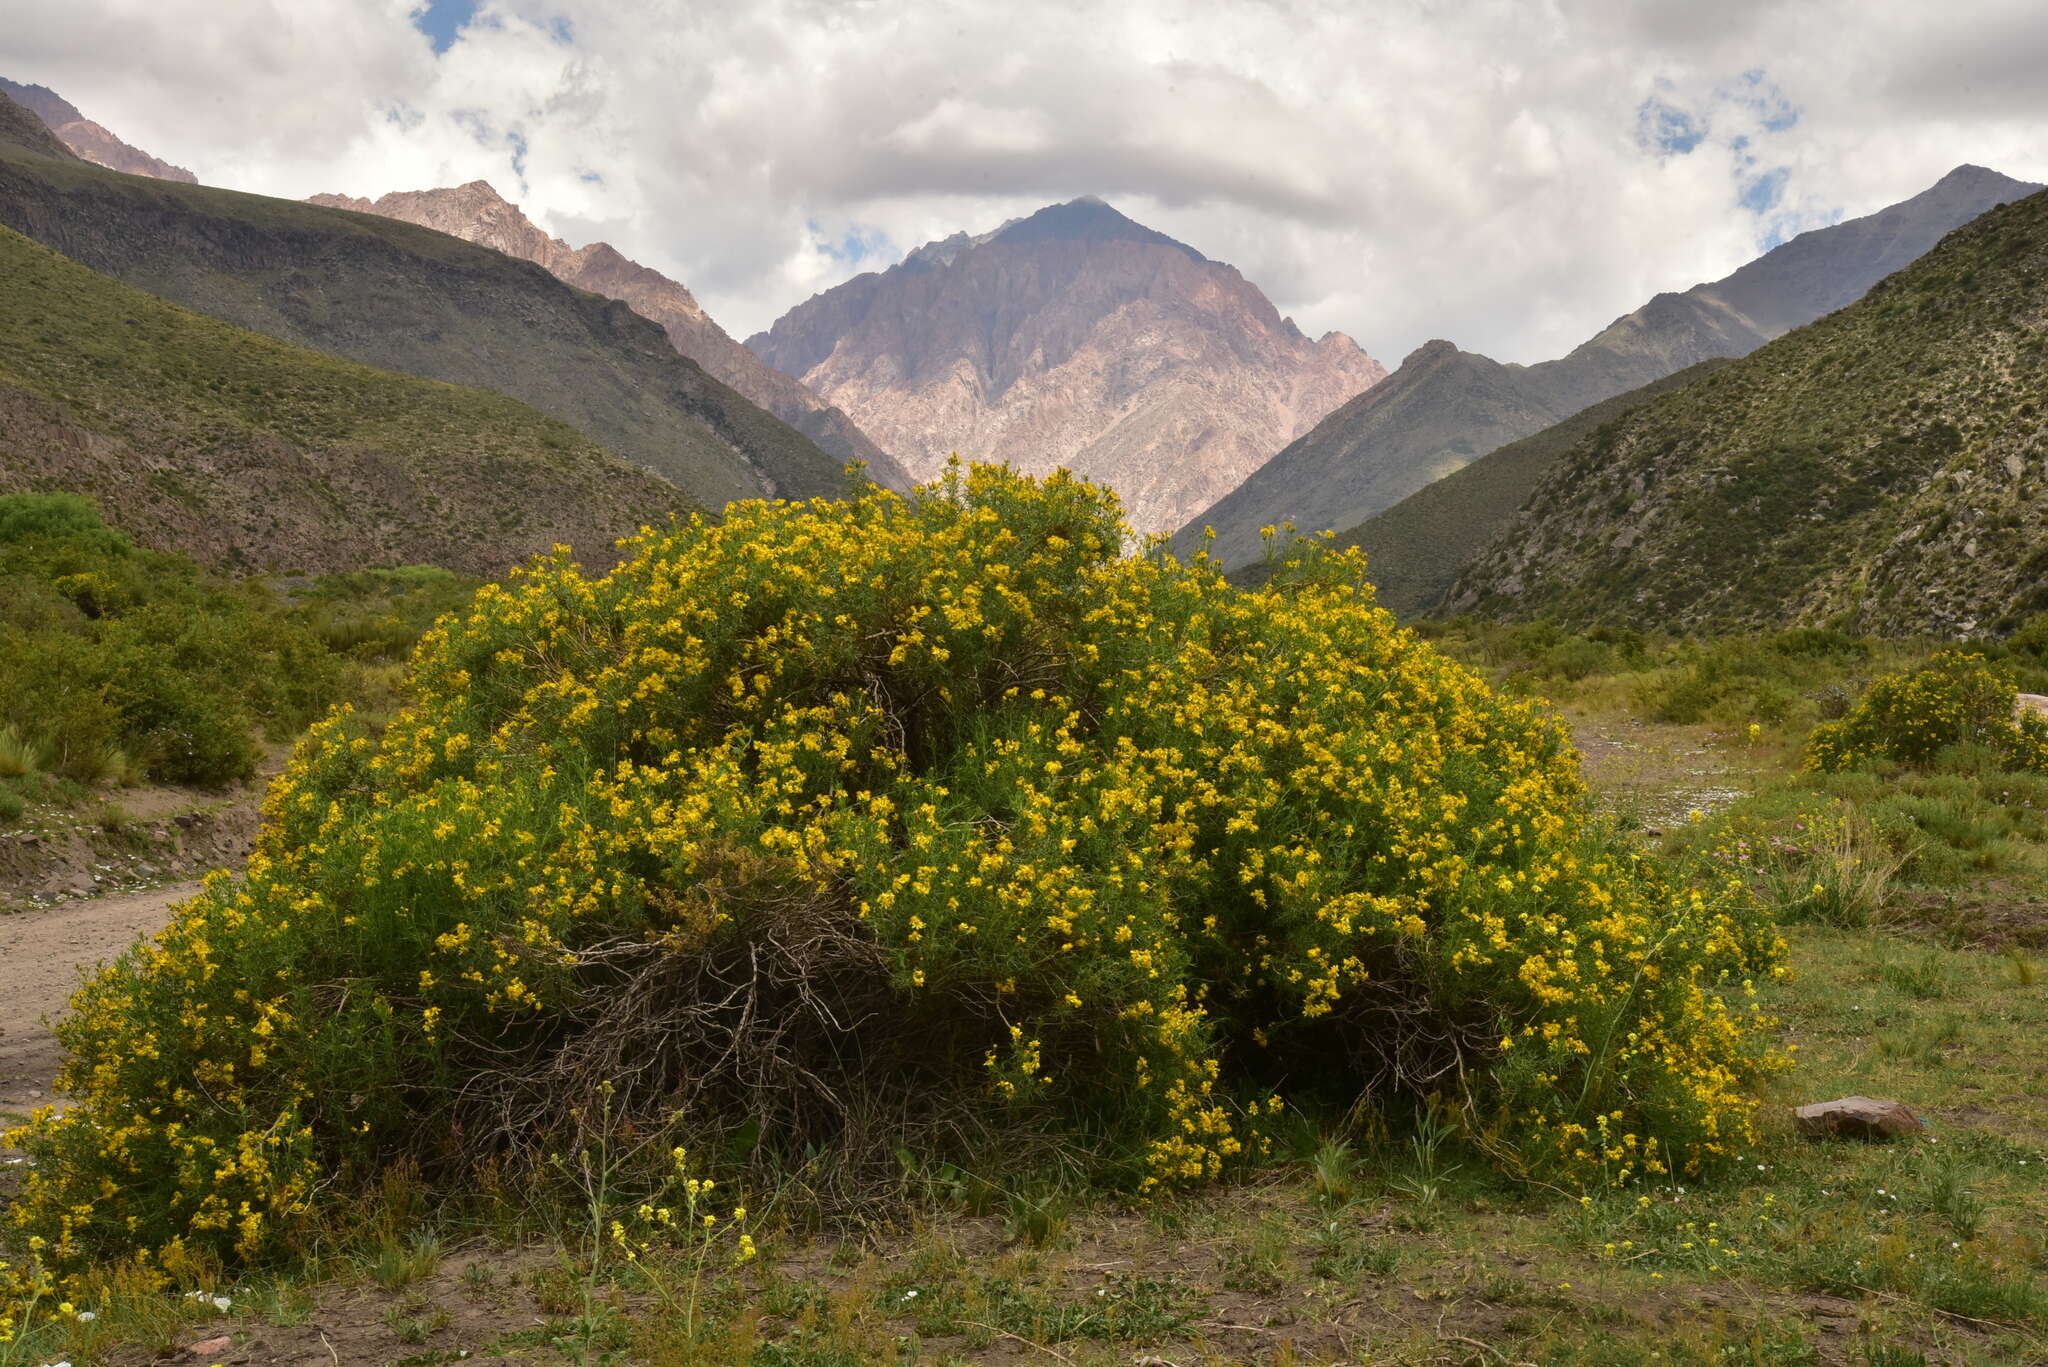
xmin=0 ymin=881 xmax=196 ymax=1115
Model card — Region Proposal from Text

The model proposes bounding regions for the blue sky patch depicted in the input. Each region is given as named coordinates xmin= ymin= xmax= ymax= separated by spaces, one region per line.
xmin=809 ymin=220 xmax=897 ymax=268
xmin=1739 ymin=165 xmax=1789 ymax=215
xmin=1636 ymin=95 xmax=1705 ymax=157
xmin=1731 ymin=69 xmax=1801 ymax=132
xmin=412 ymin=0 xmax=478 ymax=55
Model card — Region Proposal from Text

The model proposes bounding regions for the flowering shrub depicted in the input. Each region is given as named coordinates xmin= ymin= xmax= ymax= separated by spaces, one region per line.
xmin=1806 ymin=651 xmax=2048 ymax=772
xmin=5 ymin=467 xmax=1783 ymax=1276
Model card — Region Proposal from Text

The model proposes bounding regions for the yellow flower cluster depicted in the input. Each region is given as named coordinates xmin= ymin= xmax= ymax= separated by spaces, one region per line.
xmin=1808 ymin=650 xmax=2048 ymax=772
xmin=5 ymin=464 xmax=1784 ymax=1280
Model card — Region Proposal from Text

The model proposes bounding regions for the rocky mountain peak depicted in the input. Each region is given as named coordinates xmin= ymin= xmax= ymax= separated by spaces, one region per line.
xmin=1400 ymin=338 xmax=1464 ymax=367
xmin=745 ymin=202 xmax=1386 ymax=534
xmin=985 ymin=196 xmax=1205 ymax=260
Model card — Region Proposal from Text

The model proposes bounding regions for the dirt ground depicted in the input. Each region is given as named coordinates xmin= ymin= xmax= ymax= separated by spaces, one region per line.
xmin=0 ymin=880 xmax=197 ymax=1116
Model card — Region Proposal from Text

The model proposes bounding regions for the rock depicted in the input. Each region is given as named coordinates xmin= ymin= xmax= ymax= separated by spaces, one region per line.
xmin=743 ymin=197 xmax=1389 ymax=535
xmin=185 ymin=1334 xmax=233 ymax=1358
xmin=2017 ymin=693 xmax=2048 ymax=721
xmin=1794 ymin=1096 xmax=1924 ymax=1141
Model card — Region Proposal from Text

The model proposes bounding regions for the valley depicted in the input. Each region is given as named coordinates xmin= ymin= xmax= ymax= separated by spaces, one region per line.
xmin=1 ymin=33 xmax=2046 ymax=1367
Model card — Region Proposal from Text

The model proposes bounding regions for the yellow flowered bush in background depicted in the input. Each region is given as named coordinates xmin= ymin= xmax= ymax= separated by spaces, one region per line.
xmin=1807 ymin=650 xmax=2048 ymax=772
xmin=5 ymin=466 xmax=1784 ymax=1275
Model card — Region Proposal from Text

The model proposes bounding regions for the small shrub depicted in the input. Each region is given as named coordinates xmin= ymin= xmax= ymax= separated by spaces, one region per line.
xmin=7 ymin=469 xmax=1786 ymax=1276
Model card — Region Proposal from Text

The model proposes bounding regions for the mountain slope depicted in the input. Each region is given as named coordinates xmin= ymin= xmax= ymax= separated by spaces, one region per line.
xmin=1237 ymin=360 xmax=1729 ymax=615
xmin=0 ymin=224 xmax=693 ymax=576
xmin=307 ymin=181 xmax=911 ymax=490
xmin=1181 ymin=165 xmax=2041 ymax=567
xmin=1447 ymin=187 xmax=2048 ymax=636
xmin=1197 ymin=340 xmax=1575 ymax=569
xmin=746 ymin=198 xmax=1387 ymax=534
xmin=0 ymin=85 xmax=80 ymax=163
xmin=0 ymin=77 xmax=197 ymax=183
xmin=0 ymin=91 xmax=844 ymax=511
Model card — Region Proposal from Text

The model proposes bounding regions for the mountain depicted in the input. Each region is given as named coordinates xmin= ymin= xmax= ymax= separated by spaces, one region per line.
xmin=0 ymin=90 xmax=844 ymax=512
xmin=0 ymin=86 xmax=80 ymax=164
xmin=1236 ymin=360 xmax=1730 ymax=614
xmin=745 ymin=197 xmax=1387 ymax=535
xmin=306 ymin=181 xmax=911 ymax=490
xmin=0 ymin=77 xmax=198 ymax=183
xmin=1446 ymin=187 xmax=2048 ymax=637
xmin=0 ymin=224 xmax=693 ymax=575
xmin=1179 ymin=164 xmax=2043 ymax=567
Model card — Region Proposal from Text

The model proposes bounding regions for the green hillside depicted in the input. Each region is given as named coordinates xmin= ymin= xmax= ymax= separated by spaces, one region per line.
xmin=1448 ymin=188 xmax=2048 ymax=636
xmin=0 ymin=224 xmax=695 ymax=575
xmin=0 ymin=92 xmax=845 ymax=510
xmin=1237 ymin=360 xmax=1728 ymax=614
xmin=0 ymin=86 xmax=78 ymax=163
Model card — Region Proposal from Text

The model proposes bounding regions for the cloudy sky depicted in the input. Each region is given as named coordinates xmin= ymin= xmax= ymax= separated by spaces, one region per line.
xmin=6 ymin=0 xmax=2046 ymax=366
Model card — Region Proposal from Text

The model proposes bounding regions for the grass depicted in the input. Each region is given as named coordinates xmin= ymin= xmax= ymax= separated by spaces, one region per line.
xmin=0 ymin=495 xmax=482 ymax=806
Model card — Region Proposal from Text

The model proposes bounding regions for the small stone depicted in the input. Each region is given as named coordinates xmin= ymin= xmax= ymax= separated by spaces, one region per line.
xmin=2018 ymin=693 xmax=2048 ymax=721
xmin=186 ymin=1335 xmax=232 ymax=1358
xmin=1794 ymin=1096 xmax=1924 ymax=1141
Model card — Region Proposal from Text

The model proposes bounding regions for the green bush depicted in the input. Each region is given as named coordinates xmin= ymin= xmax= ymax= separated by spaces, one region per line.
xmin=1807 ymin=651 xmax=2048 ymax=773
xmin=0 ymin=495 xmax=352 ymax=787
xmin=7 ymin=469 xmax=1785 ymax=1276
xmin=1636 ymin=632 xmax=1871 ymax=726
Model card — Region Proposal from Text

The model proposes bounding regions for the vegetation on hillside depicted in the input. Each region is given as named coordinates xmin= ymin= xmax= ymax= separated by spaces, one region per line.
xmin=0 ymin=224 xmax=696 ymax=576
xmin=4 ymin=470 xmax=1783 ymax=1284
xmin=1450 ymin=188 xmax=2048 ymax=635
xmin=0 ymin=98 xmax=846 ymax=512
xmin=0 ymin=492 xmax=472 ymax=816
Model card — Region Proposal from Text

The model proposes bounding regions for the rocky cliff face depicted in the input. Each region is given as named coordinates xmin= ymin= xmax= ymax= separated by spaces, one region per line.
xmin=746 ymin=198 xmax=1387 ymax=535
xmin=1180 ymin=164 xmax=2042 ymax=567
xmin=306 ymin=181 xmax=908 ymax=489
xmin=0 ymin=78 xmax=197 ymax=183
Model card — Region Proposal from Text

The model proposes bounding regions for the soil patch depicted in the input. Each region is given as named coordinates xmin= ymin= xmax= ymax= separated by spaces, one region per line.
xmin=0 ymin=881 xmax=196 ymax=1115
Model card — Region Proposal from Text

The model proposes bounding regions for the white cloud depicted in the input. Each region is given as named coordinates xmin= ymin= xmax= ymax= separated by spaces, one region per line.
xmin=4 ymin=0 xmax=2046 ymax=364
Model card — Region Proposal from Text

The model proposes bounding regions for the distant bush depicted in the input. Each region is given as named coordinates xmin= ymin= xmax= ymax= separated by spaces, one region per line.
xmin=1985 ymin=612 xmax=2048 ymax=693
xmin=0 ymin=495 xmax=340 ymax=785
xmin=7 ymin=468 xmax=1785 ymax=1275
xmin=0 ymin=496 xmax=471 ymax=790
xmin=1636 ymin=631 xmax=1873 ymax=727
xmin=1807 ymin=651 xmax=2048 ymax=773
